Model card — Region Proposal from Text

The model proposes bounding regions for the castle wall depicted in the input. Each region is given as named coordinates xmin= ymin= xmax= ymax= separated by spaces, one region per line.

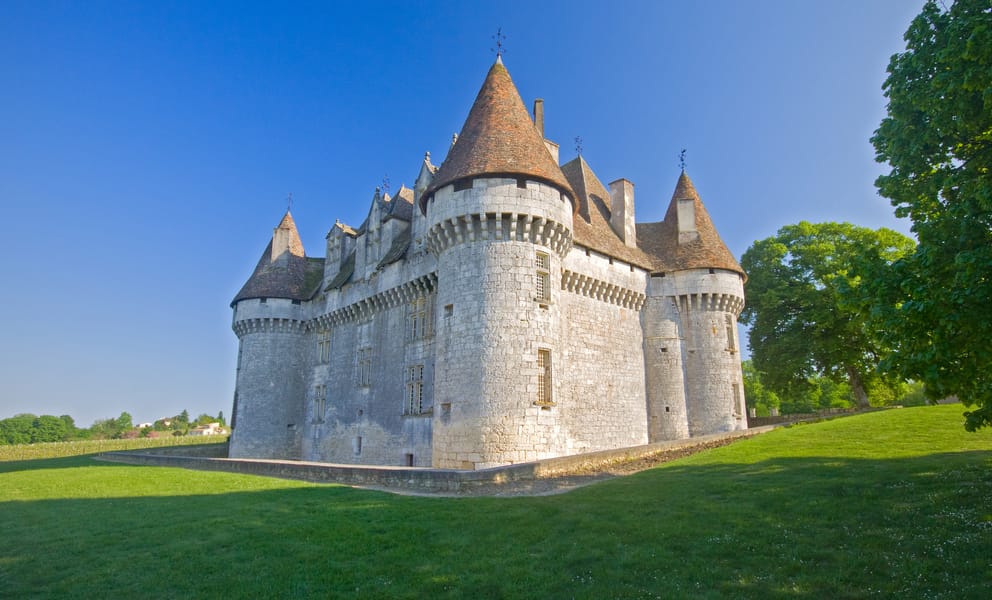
xmin=302 ymin=302 xmax=434 ymax=466
xmin=229 ymin=298 xmax=308 ymax=459
xmin=642 ymin=278 xmax=690 ymax=441
xmin=559 ymin=248 xmax=649 ymax=453
xmin=427 ymin=178 xmax=574 ymax=468
xmin=656 ymin=269 xmax=746 ymax=435
xmin=301 ymin=243 xmax=437 ymax=467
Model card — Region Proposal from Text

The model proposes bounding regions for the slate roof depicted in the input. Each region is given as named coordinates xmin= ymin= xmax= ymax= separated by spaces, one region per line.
xmin=561 ymin=156 xmax=656 ymax=269
xmin=377 ymin=226 xmax=411 ymax=268
xmin=637 ymin=171 xmax=745 ymax=278
xmin=420 ymin=57 xmax=575 ymax=211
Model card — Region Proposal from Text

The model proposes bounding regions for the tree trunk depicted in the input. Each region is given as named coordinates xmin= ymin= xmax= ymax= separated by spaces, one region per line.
xmin=846 ymin=367 xmax=870 ymax=409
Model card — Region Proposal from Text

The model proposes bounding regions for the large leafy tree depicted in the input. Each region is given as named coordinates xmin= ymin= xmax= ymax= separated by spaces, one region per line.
xmin=870 ymin=0 xmax=992 ymax=430
xmin=740 ymin=222 xmax=915 ymax=408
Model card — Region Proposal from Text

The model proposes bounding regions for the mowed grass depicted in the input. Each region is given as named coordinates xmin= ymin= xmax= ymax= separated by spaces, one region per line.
xmin=1 ymin=406 xmax=989 ymax=599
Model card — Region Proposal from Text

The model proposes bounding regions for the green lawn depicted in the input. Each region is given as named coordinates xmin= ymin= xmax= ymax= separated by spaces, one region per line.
xmin=2 ymin=405 xmax=989 ymax=598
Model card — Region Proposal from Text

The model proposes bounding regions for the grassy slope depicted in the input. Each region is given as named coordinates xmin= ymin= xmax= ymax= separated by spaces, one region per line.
xmin=1 ymin=405 xmax=989 ymax=599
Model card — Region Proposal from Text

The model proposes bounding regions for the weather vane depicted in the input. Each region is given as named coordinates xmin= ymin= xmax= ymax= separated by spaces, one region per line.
xmin=574 ymin=136 xmax=583 ymax=156
xmin=679 ymin=148 xmax=687 ymax=171
xmin=287 ymin=192 xmax=293 ymax=212
xmin=491 ymin=27 xmax=506 ymax=58
xmin=381 ymin=174 xmax=390 ymax=195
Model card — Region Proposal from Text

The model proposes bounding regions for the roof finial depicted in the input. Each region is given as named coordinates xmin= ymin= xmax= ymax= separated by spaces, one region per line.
xmin=679 ymin=148 xmax=687 ymax=172
xmin=286 ymin=192 xmax=293 ymax=213
xmin=381 ymin=174 xmax=390 ymax=195
xmin=491 ymin=27 xmax=506 ymax=61
xmin=574 ymin=136 xmax=583 ymax=156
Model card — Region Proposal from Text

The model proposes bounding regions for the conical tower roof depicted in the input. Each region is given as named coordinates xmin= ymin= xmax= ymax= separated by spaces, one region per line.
xmin=231 ymin=211 xmax=325 ymax=306
xmin=420 ymin=58 xmax=575 ymax=211
xmin=637 ymin=171 xmax=745 ymax=278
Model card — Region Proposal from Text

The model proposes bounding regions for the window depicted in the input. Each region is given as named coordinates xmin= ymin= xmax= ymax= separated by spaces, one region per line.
xmin=536 ymin=349 xmax=553 ymax=406
xmin=313 ymin=384 xmax=326 ymax=423
xmin=732 ymin=383 xmax=743 ymax=417
xmin=405 ymin=365 xmax=424 ymax=414
xmin=408 ymin=296 xmax=431 ymax=340
xmin=356 ymin=347 xmax=372 ymax=387
xmin=317 ymin=329 xmax=331 ymax=363
xmin=725 ymin=314 xmax=737 ymax=352
xmin=535 ymin=251 xmax=551 ymax=303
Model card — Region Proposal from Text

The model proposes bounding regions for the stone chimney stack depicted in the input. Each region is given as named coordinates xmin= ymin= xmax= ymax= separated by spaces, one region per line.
xmin=533 ymin=98 xmax=544 ymax=136
xmin=608 ymin=178 xmax=637 ymax=247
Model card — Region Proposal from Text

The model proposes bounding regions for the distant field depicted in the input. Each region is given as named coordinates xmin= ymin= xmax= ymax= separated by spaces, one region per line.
xmin=0 ymin=435 xmax=227 ymax=461
xmin=1 ymin=405 xmax=989 ymax=598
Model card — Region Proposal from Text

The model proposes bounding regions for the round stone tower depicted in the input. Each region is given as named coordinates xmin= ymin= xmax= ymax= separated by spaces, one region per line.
xmin=228 ymin=212 xmax=320 ymax=459
xmin=419 ymin=58 xmax=577 ymax=469
xmin=645 ymin=173 xmax=747 ymax=437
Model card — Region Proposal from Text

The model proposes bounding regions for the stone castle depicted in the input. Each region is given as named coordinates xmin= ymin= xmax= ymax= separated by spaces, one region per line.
xmin=228 ymin=57 xmax=747 ymax=469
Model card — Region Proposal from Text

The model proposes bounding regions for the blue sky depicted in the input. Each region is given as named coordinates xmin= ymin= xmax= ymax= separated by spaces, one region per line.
xmin=0 ymin=0 xmax=923 ymax=426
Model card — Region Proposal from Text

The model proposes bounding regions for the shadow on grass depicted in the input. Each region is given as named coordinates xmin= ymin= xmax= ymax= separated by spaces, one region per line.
xmin=2 ymin=451 xmax=990 ymax=599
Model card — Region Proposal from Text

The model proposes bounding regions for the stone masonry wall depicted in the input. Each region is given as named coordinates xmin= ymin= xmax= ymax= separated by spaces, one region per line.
xmin=429 ymin=178 xmax=574 ymax=468
xmin=661 ymin=269 xmax=747 ymax=435
xmin=229 ymin=298 xmax=308 ymax=459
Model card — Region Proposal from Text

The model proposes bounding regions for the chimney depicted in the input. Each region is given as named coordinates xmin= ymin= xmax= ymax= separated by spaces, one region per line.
xmin=608 ymin=179 xmax=637 ymax=247
xmin=677 ymin=198 xmax=699 ymax=244
xmin=533 ymin=98 xmax=544 ymax=136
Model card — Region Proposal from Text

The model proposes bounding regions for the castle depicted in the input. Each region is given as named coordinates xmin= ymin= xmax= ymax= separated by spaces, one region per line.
xmin=228 ymin=57 xmax=747 ymax=469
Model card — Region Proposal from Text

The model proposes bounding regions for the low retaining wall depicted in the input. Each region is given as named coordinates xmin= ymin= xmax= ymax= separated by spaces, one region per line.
xmin=98 ymin=426 xmax=773 ymax=494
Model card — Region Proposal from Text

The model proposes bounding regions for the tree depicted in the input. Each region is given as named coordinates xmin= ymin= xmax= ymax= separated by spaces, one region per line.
xmin=870 ymin=0 xmax=992 ymax=430
xmin=115 ymin=412 xmax=133 ymax=435
xmin=31 ymin=415 xmax=68 ymax=443
xmin=740 ymin=222 xmax=915 ymax=408
xmin=741 ymin=360 xmax=780 ymax=417
xmin=59 ymin=415 xmax=78 ymax=440
xmin=0 ymin=414 xmax=36 ymax=445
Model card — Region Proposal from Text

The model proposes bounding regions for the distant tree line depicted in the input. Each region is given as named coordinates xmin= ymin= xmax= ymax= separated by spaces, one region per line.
xmin=0 ymin=410 xmax=226 ymax=445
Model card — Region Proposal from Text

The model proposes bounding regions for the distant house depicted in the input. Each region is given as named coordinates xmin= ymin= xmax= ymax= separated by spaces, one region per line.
xmin=189 ymin=422 xmax=227 ymax=436
xmin=136 ymin=422 xmax=153 ymax=429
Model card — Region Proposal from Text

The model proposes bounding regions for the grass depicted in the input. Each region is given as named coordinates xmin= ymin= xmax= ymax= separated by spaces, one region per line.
xmin=1 ymin=405 xmax=990 ymax=599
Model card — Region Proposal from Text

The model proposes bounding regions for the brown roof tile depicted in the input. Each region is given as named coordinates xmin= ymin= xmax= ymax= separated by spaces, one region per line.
xmin=420 ymin=58 xmax=575 ymax=211
xmin=561 ymin=156 xmax=656 ymax=269
xmin=637 ymin=171 xmax=745 ymax=278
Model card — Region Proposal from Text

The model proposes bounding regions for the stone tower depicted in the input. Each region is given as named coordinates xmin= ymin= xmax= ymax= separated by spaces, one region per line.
xmin=420 ymin=57 xmax=577 ymax=469
xmin=639 ymin=173 xmax=747 ymax=439
xmin=228 ymin=211 xmax=323 ymax=459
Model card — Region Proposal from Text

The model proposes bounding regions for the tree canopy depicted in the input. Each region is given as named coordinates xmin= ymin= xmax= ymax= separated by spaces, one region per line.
xmin=740 ymin=222 xmax=915 ymax=407
xmin=870 ymin=0 xmax=992 ymax=430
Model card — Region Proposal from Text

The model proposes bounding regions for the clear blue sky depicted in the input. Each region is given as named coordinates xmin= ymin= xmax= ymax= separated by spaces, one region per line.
xmin=0 ymin=0 xmax=922 ymax=427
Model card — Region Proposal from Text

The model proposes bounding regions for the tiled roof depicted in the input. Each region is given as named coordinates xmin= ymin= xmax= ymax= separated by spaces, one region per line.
xmin=561 ymin=156 xmax=656 ymax=269
xmin=420 ymin=58 xmax=575 ymax=211
xmin=637 ymin=171 xmax=745 ymax=278
xmin=231 ymin=242 xmax=324 ymax=305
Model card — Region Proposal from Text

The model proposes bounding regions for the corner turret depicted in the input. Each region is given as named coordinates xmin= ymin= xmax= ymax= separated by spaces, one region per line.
xmin=229 ymin=211 xmax=322 ymax=460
